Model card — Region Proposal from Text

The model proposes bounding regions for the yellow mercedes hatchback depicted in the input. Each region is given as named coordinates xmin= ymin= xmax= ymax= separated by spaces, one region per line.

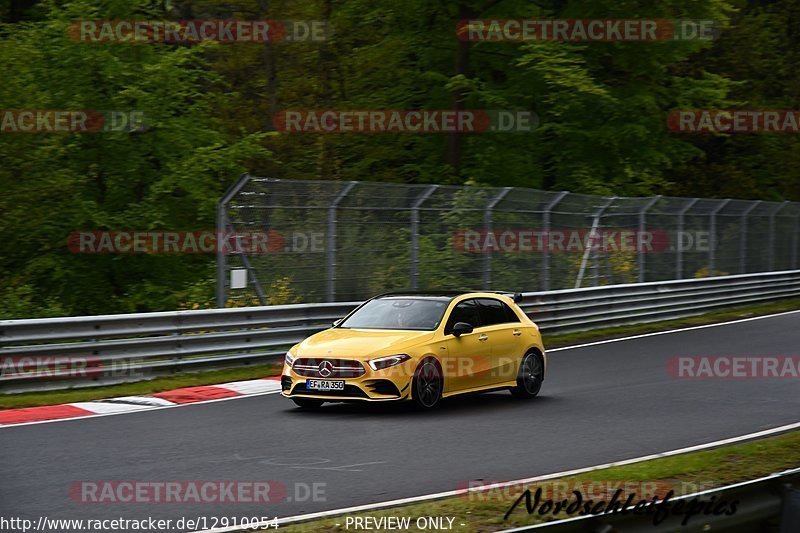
xmin=280 ymin=291 xmax=546 ymax=409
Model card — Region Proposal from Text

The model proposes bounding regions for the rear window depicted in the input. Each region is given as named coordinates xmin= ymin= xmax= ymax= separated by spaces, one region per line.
xmin=477 ymin=298 xmax=519 ymax=326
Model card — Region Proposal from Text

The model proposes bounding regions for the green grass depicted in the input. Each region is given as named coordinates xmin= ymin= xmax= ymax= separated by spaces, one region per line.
xmin=543 ymin=297 xmax=800 ymax=349
xmin=273 ymin=430 xmax=800 ymax=533
xmin=2 ymin=297 xmax=798 ymax=410
xmin=0 ymin=363 xmax=280 ymax=409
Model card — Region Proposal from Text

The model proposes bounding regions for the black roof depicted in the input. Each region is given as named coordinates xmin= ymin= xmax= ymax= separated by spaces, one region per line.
xmin=372 ymin=291 xmax=463 ymax=300
xmin=373 ymin=290 xmax=522 ymax=302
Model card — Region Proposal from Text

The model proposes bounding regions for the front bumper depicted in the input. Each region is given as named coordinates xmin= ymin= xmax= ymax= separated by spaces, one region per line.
xmin=281 ymin=363 xmax=412 ymax=402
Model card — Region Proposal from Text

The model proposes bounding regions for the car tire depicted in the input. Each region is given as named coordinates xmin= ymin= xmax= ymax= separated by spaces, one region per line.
xmin=510 ymin=351 xmax=544 ymax=399
xmin=411 ymin=358 xmax=443 ymax=410
xmin=292 ymin=398 xmax=324 ymax=409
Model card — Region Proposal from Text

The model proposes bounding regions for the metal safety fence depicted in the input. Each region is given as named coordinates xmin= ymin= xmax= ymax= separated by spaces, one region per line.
xmin=217 ymin=176 xmax=800 ymax=306
xmin=2 ymin=270 xmax=799 ymax=393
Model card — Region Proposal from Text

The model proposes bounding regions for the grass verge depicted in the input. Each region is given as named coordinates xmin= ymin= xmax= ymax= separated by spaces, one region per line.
xmin=273 ymin=429 xmax=800 ymax=533
xmin=2 ymin=297 xmax=798 ymax=409
xmin=543 ymin=297 xmax=800 ymax=349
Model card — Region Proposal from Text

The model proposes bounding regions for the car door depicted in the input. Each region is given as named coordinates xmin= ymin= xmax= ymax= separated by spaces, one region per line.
xmin=476 ymin=298 xmax=522 ymax=385
xmin=442 ymin=298 xmax=491 ymax=393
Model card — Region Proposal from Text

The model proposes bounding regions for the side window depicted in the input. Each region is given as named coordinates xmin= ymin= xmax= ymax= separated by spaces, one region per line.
xmin=477 ymin=298 xmax=518 ymax=326
xmin=445 ymin=299 xmax=481 ymax=333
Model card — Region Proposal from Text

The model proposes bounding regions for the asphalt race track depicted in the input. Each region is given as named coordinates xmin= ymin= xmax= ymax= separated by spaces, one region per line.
xmin=3 ymin=312 xmax=800 ymax=531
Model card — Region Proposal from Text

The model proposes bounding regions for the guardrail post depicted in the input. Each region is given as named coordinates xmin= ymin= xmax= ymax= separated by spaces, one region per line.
xmin=676 ymin=198 xmax=699 ymax=279
xmin=216 ymin=173 xmax=253 ymax=308
xmin=780 ymin=487 xmax=800 ymax=533
xmin=707 ymin=199 xmax=730 ymax=276
xmin=326 ymin=182 xmax=357 ymax=302
xmin=410 ymin=185 xmax=438 ymax=290
xmin=482 ymin=188 xmax=513 ymax=290
xmin=769 ymin=201 xmax=790 ymax=271
xmin=575 ymin=197 xmax=615 ymax=288
xmin=793 ymin=212 xmax=800 ymax=270
xmin=739 ymin=200 xmax=761 ymax=274
xmin=541 ymin=191 xmax=569 ymax=291
xmin=638 ymin=195 xmax=660 ymax=283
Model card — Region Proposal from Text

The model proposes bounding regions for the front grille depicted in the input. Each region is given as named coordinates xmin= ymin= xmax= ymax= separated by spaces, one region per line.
xmin=293 ymin=358 xmax=365 ymax=378
xmin=290 ymin=383 xmax=368 ymax=398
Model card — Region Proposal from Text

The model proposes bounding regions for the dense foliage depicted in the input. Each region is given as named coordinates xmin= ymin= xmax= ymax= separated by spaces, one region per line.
xmin=1 ymin=0 xmax=798 ymax=317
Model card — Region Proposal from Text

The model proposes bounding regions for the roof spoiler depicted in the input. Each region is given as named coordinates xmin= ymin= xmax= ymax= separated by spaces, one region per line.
xmin=492 ymin=291 xmax=523 ymax=303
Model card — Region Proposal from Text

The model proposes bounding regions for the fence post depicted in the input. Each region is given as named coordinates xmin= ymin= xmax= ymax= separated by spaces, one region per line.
xmin=676 ymin=198 xmax=699 ymax=279
xmin=482 ymin=187 xmax=513 ymax=290
xmin=707 ymin=199 xmax=731 ymax=276
xmin=216 ymin=203 xmax=227 ymax=308
xmin=575 ymin=197 xmax=615 ymax=288
xmin=638 ymin=195 xmax=660 ymax=283
xmin=541 ymin=191 xmax=569 ymax=291
xmin=326 ymin=182 xmax=357 ymax=302
xmin=216 ymin=173 xmax=253 ymax=308
xmin=410 ymin=185 xmax=438 ymax=290
xmin=768 ymin=201 xmax=790 ymax=271
xmin=231 ymin=223 xmax=268 ymax=305
xmin=739 ymin=200 xmax=761 ymax=274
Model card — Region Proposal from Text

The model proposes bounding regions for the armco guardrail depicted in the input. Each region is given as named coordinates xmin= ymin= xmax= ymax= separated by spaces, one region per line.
xmin=2 ymin=270 xmax=800 ymax=393
xmin=0 ymin=302 xmax=358 ymax=393
xmin=499 ymin=467 xmax=800 ymax=533
xmin=519 ymin=269 xmax=800 ymax=332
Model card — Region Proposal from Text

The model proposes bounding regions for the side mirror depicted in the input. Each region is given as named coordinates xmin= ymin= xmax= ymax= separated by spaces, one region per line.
xmin=332 ymin=318 xmax=343 ymax=327
xmin=452 ymin=322 xmax=474 ymax=337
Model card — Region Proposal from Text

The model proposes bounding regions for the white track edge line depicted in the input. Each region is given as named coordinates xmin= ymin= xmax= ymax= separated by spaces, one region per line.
xmin=547 ymin=308 xmax=800 ymax=352
xmin=0 ymin=390 xmax=283 ymax=429
xmin=195 ymin=420 xmax=800 ymax=532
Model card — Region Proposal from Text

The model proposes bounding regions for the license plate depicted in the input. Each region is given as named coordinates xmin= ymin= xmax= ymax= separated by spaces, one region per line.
xmin=306 ymin=379 xmax=345 ymax=391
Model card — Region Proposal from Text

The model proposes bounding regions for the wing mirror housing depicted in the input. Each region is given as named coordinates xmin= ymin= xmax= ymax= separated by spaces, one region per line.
xmin=452 ymin=322 xmax=474 ymax=337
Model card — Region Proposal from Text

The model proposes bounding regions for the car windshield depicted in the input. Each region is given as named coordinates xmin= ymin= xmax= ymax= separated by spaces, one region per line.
xmin=338 ymin=297 xmax=449 ymax=331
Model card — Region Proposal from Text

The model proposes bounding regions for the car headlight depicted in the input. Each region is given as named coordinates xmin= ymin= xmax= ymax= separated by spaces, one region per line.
xmin=285 ymin=351 xmax=296 ymax=368
xmin=368 ymin=354 xmax=411 ymax=371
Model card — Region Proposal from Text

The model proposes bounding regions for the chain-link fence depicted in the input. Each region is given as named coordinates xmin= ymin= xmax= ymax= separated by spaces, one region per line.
xmin=216 ymin=175 xmax=800 ymax=306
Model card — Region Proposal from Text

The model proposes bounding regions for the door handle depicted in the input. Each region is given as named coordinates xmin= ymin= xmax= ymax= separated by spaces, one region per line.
xmin=478 ymin=334 xmax=488 ymax=341
xmin=512 ymin=329 xmax=522 ymax=336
